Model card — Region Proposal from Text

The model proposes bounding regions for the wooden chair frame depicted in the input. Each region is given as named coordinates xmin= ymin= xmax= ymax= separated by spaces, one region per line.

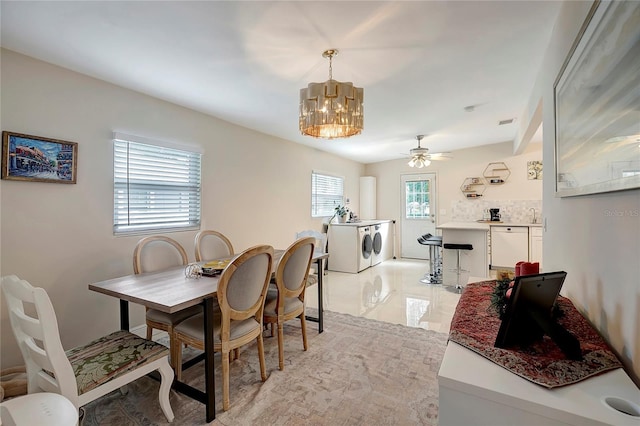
xmin=174 ymin=245 xmax=274 ymax=411
xmin=133 ymin=235 xmax=193 ymax=371
xmin=264 ymin=237 xmax=315 ymax=370
xmin=194 ymin=230 xmax=234 ymax=262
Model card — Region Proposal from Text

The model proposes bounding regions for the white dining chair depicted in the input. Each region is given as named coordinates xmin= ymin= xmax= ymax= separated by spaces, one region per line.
xmin=1 ymin=275 xmax=174 ymax=423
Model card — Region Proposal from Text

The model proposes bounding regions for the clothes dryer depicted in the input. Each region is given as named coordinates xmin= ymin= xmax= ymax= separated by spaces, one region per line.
xmin=371 ymin=224 xmax=383 ymax=266
xmin=358 ymin=226 xmax=373 ymax=272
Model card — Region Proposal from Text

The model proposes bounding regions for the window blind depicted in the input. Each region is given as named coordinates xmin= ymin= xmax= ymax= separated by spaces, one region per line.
xmin=311 ymin=172 xmax=344 ymax=217
xmin=113 ymin=137 xmax=201 ymax=234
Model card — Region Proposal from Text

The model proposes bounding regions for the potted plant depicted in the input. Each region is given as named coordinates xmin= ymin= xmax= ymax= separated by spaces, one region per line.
xmin=330 ymin=205 xmax=349 ymax=223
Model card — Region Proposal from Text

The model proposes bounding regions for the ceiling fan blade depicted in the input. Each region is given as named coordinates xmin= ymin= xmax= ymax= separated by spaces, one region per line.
xmin=427 ymin=152 xmax=453 ymax=160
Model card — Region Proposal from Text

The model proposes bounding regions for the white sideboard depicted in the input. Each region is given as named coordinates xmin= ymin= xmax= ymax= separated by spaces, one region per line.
xmin=438 ymin=341 xmax=640 ymax=425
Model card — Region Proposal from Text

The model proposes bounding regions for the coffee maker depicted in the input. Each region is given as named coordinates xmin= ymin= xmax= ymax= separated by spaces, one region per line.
xmin=489 ymin=208 xmax=501 ymax=222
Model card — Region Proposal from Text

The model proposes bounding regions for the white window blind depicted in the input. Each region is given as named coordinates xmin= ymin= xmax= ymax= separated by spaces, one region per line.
xmin=311 ymin=172 xmax=344 ymax=217
xmin=113 ymin=136 xmax=201 ymax=234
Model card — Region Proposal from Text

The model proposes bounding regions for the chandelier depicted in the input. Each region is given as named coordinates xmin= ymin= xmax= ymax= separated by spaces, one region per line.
xmin=299 ymin=49 xmax=364 ymax=139
xmin=408 ymin=135 xmax=431 ymax=168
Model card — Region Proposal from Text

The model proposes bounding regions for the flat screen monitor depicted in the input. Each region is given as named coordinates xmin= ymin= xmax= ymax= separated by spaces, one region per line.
xmin=494 ymin=271 xmax=581 ymax=359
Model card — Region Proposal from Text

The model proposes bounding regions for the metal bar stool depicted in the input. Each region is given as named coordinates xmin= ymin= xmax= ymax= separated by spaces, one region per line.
xmin=443 ymin=243 xmax=473 ymax=293
xmin=417 ymin=234 xmax=442 ymax=284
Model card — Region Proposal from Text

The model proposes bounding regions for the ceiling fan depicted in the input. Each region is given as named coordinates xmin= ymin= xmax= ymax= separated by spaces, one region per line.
xmin=406 ymin=135 xmax=452 ymax=168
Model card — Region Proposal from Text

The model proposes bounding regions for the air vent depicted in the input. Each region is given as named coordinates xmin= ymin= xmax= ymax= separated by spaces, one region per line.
xmin=498 ymin=118 xmax=516 ymax=126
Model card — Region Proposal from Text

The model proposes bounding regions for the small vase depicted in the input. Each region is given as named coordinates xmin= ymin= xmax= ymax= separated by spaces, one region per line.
xmin=337 ymin=215 xmax=348 ymax=223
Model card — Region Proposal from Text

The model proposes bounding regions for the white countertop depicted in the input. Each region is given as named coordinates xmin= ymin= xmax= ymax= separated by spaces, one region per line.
xmin=438 ymin=221 xmax=490 ymax=231
xmin=438 ymin=221 xmax=542 ymax=230
xmin=330 ymin=219 xmax=393 ymax=227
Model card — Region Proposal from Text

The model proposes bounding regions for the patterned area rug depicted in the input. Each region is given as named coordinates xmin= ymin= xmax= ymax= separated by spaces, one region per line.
xmin=448 ymin=281 xmax=623 ymax=388
xmin=81 ymin=310 xmax=448 ymax=425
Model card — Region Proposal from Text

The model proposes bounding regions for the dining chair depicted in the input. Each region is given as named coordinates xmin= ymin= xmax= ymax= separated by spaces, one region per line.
xmin=133 ymin=235 xmax=201 ymax=370
xmin=173 ymin=245 xmax=274 ymax=411
xmin=263 ymin=237 xmax=315 ymax=370
xmin=295 ymin=229 xmax=326 ymax=286
xmin=1 ymin=275 xmax=174 ymax=423
xmin=194 ymin=230 xmax=234 ymax=262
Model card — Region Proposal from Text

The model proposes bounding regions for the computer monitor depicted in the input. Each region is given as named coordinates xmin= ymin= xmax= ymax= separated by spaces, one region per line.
xmin=495 ymin=271 xmax=582 ymax=360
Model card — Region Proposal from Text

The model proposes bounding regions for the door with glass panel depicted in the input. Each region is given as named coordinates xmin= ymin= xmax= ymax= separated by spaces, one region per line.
xmin=401 ymin=173 xmax=436 ymax=259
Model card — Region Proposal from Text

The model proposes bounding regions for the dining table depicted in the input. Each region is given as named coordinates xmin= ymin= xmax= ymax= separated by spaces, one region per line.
xmin=88 ymin=249 xmax=329 ymax=423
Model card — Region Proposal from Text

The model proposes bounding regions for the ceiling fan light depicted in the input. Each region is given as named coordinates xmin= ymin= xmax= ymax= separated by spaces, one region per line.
xmin=299 ymin=49 xmax=364 ymax=139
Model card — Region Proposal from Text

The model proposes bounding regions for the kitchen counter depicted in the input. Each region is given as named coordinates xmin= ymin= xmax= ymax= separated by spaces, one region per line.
xmin=437 ymin=222 xmax=489 ymax=283
xmin=438 ymin=221 xmax=490 ymax=231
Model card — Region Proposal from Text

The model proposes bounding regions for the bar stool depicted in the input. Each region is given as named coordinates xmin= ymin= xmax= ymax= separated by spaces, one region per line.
xmin=417 ymin=234 xmax=442 ymax=284
xmin=443 ymin=243 xmax=473 ymax=293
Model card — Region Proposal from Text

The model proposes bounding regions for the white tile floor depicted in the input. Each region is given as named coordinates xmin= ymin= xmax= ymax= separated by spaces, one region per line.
xmin=305 ymin=258 xmax=488 ymax=334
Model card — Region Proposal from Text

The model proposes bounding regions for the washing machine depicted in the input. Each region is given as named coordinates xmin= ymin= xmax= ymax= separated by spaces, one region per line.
xmin=358 ymin=226 xmax=373 ymax=271
xmin=371 ymin=224 xmax=383 ymax=266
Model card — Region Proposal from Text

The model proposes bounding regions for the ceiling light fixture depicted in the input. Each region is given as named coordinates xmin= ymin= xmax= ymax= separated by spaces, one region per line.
xmin=408 ymin=135 xmax=431 ymax=168
xmin=299 ymin=49 xmax=364 ymax=139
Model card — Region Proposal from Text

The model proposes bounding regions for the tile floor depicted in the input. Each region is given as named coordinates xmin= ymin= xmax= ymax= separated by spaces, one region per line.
xmin=305 ymin=258 xmax=491 ymax=334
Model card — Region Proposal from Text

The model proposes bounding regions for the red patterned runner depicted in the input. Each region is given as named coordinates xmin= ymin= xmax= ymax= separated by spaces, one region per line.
xmin=448 ymin=280 xmax=623 ymax=388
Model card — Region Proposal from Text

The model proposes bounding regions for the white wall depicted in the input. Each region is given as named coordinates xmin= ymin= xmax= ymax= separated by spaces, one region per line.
xmin=0 ymin=49 xmax=364 ymax=368
xmin=524 ymin=1 xmax=640 ymax=385
xmin=365 ymin=141 xmax=542 ymax=239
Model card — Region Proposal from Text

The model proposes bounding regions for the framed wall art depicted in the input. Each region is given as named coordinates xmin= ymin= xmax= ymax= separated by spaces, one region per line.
xmin=1 ymin=131 xmax=78 ymax=184
xmin=554 ymin=0 xmax=640 ymax=197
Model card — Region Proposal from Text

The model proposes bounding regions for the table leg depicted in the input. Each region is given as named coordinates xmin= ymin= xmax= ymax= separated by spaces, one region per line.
xmin=203 ymin=296 xmax=216 ymax=422
xmin=316 ymin=258 xmax=324 ymax=333
xmin=119 ymin=299 xmax=129 ymax=330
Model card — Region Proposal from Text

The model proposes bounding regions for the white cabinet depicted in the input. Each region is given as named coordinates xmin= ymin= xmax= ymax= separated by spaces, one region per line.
xmin=529 ymin=226 xmax=543 ymax=267
xmin=490 ymin=226 xmax=529 ymax=269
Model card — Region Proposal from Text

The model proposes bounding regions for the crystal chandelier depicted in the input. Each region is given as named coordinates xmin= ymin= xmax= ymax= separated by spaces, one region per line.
xmin=408 ymin=135 xmax=431 ymax=168
xmin=299 ymin=49 xmax=364 ymax=139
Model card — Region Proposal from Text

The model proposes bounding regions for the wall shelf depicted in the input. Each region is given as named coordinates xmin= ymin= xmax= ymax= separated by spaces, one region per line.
xmin=483 ymin=162 xmax=511 ymax=184
xmin=460 ymin=177 xmax=486 ymax=198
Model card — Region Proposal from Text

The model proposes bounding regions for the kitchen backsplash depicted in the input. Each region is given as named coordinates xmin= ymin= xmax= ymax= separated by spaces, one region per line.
xmin=450 ymin=199 xmax=543 ymax=223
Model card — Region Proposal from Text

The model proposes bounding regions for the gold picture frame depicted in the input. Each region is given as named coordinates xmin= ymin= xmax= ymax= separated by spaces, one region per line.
xmin=2 ymin=131 xmax=78 ymax=184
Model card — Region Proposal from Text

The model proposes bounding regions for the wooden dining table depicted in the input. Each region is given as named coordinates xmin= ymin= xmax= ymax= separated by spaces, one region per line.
xmin=89 ymin=249 xmax=328 ymax=423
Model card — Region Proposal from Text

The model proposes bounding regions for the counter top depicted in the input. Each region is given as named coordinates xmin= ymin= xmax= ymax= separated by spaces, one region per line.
xmin=437 ymin=222 xmax=490 ymax=231
xmin=438 ymin=221 xmax=542 ymax=230
xmin=330 ymin=219 xmax=393 ymax=227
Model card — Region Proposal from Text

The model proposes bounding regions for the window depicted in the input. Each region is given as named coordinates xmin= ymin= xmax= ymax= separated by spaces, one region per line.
xmin=311 ymin=171 xmax=344 ymax=217
xmin=113 ymin=133 xmax=202 ymax=235
xmin=405 ymin=179 xmax=430 ymax=219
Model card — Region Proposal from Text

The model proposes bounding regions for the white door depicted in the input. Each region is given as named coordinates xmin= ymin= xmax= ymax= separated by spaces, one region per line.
xmin=401 ymin=173 xmax=437 ymax=259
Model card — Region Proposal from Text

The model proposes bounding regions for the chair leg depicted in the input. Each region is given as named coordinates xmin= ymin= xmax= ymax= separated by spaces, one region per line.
xmin=300 ymin=314 xmax=308 ymax=352
xmin=157 ymin=358 xmax=175 ymax=422
xmin=222 ymin=349 xmax=230 ymax=411
xmin=270 ymin=322 xmax=275 ymax=337
xmin=277 ymin=321 xmax=285 ymax=371
xmin=234 ymin=348 xmax=240 ymax=360
xmin=146 ymin=323 xmax=153 ymax=340
xmin=257 ymin=335 xmax=267 ymax=382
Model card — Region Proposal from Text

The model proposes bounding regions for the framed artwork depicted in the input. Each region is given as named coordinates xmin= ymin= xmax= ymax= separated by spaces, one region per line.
xmin=553 ymin=0 xmax=640 ymax=197
xmin=1 ymin=131 xmax=78 ymax=184
xmin=527 ymin=161 xmax=543 ymax=180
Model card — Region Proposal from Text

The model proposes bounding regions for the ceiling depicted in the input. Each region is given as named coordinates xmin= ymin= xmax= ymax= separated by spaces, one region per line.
xmin=0 ymin=1 xmax=560 ymax=164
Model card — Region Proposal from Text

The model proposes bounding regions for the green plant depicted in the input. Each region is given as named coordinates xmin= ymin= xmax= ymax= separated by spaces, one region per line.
xmin=329 ymin=205 xmax=349 ymax=222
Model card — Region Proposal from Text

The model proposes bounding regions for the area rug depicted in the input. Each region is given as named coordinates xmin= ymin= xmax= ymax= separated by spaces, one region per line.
xmin=81 ymin=310 xmax=448 ymax=425
xmin=448 ymin=280 xmax=623 ymax=388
